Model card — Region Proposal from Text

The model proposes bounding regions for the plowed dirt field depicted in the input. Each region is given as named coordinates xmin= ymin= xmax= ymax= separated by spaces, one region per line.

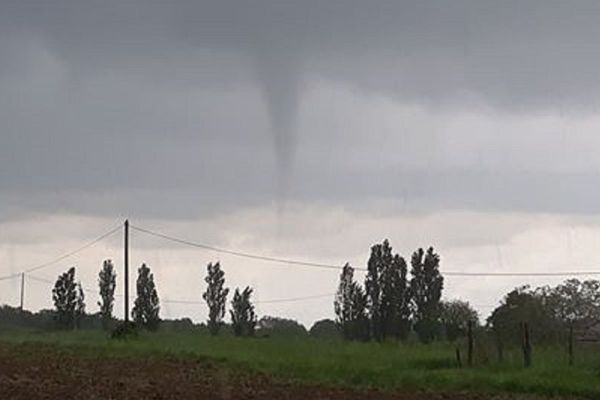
xmin=0 ymin=344 xmax=555 ymax=400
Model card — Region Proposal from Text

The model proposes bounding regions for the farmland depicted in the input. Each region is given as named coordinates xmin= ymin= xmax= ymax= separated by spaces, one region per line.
xmin=0 ymin=329 xmax=598 ymax=399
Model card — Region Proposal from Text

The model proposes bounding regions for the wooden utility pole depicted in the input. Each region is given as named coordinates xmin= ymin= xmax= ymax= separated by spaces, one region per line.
xmin=19 ymin=273 xmax=24 ymax=310
xmin=124 ymin=219 xmax=129 ymax=322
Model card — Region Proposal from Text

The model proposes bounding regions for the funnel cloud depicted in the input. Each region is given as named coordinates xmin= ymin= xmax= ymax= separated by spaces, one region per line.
xmin=256 ymin=51 xmax=302 ymax=201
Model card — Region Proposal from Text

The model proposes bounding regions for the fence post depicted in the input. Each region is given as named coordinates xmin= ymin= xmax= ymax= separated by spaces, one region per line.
xmin=568 ymin=323 xmax=574 ymax=366
xmin=455 ymin=347 xmax=462 ymax=368
xmin=467 ymin=320 xmax=474 ymax=367
xmin=521 ymin=322 xmax=532 ymax=368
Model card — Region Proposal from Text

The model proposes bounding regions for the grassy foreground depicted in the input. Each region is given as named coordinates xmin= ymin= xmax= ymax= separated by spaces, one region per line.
xmin=0 ymin=329 xmax=598 ymax=398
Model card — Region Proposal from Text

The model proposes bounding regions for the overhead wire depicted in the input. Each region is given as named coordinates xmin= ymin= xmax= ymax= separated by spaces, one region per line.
xmin=130 ymin=224 xmax=348 ymax=271
xmin=130 ymin=224 xmax=600 ymax=277
xmin=7 ymin=220 xmax=600 ymax=316
xmin=0 ymin=224 xmax=121 ymax=281
xmin=27 ymin=273 xmax=332 ymax=306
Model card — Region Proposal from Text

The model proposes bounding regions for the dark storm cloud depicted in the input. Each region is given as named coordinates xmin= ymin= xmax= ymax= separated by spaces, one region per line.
xmin=2 ymin=1 xmax=600 ymax=220
xmin=6 ymin=1 xmax=600 ymax=109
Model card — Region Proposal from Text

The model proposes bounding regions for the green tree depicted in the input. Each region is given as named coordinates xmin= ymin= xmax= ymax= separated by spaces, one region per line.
xmin=203 ymin=262 xmax=229 ymax=335
xmin=230 ymin=286 xmax=257 ymax=337
xmin=382 ymin=254 xmax=411 ymax=339
xmin=132 ymin=263 xmax=160 ymax=331
xmin=74 ymin=282 xmax=86 ymax=329
xmin=309 ymin=319 xmax=340 ymax=339
xmin=335 ymin=264 xmax=370 ymax=341
xmin=97 ymin=259 xmax=117 ymax=330
xmin=348 ymin=282 xmax=370 ymax=341
xmin=335 ymin=263 xmax=356 ymax=339
xmin=439 ymin=299 xmax=479 ymax=341
xmin=52 ymin=267 xmax=78 ymax=329
xmin=487 ymin=286 xmax=561 ymax=345
xmin=410 ymin=247 xmax=444 ymax=343
xmin=537 ymin=279 xmax=600 ymax=325
xmin=365 ymin=240 xmax=410 ymax=341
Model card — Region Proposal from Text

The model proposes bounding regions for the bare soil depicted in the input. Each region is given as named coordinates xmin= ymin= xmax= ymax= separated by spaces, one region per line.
xmin=0 ymin=344 xmax=545 ymax=399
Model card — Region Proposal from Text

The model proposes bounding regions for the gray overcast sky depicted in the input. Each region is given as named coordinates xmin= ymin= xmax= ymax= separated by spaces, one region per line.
xmin=2 ymin=1 xmax=600 ymax=326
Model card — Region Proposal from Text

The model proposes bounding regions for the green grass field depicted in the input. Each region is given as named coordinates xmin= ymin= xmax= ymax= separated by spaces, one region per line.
xmin=0 ymin=329 xmax=598 ymax=398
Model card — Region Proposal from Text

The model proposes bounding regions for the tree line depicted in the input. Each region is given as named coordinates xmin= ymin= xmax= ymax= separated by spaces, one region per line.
xmin=5 ymin=238 xmax=599 ymax=346
xmin=334 ymin=240 xmax=447 ymax=343
xmin=487 ymin=279 xmax=600 ymax=346
xmin=48 ymin=259 xmax=258 ymax=337
xmin=334 ymin=240 xmax=600 ymax=346
xmin=1 ymin=240 xmax=476 ymax=341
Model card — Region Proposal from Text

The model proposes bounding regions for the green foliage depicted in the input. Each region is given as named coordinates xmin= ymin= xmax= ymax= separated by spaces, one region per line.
xmin=410 ymin=247 xmax=444 ymax=343
xmin=309 ymin=319 xmax=340 ymax=339
xmin=230 ymin=286 xmax=256 ymax=337
xmin=487 ymin=286 xmax=562 ymax=346
xmin=74 ymin=282 xmax=86 ymax=330
xmin=0 ymin=306 xmax=55 ymax=330
xmin=439 ymin=299 xmax=479 ymax=341
xmin=488 ymin=279 xmax=600 ymax=347
xmin=203 ymin=262 xmax=229 ymax=336
xmin=348 ymin=282 xmax=370 ymax=341
xmin=365 ymin=240 xmax=410 ymax=341
xmin=536 ymin=279 xmax=600 ymax=325
xmin=334 ymin=263 xmax=353 ymax=337
xmin=52 ymin=267 xmax=84 ymax=330
xmin=257 ymin=316 xmax=307 ymax=337
xmin=97 ymin=259 xmax=117 ymax=330
xmin=132 ymin=263 xmax=160 ymax=331
xmin=334 ymin=263 xmax=369 ymax=340
xmin=110 ymin=321 xmax=138 ymax=340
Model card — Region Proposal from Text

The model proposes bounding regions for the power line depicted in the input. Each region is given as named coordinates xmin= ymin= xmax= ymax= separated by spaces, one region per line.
xmin=442 ymin=271 xmax=600 ymax=277
xmin=27 ymin=275 xmax=53 ymax=284
xmin=130 ymin=224 xmax=600 ymax=277
xmin=0 ymin=224 xmax=121 ymax=281
xmin=27 ymin=273 xmax=332 ymax=306
xmin=130 ymin=224 xmax=349 ymax=271
xmin=257 ymin=293 xmax=333 ymax=304
xmin=0 ymin=273 xmax=19 ymax=282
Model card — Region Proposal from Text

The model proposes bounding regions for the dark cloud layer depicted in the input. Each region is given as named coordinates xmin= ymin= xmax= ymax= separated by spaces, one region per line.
xmin=2 ymin=1 xmax=600 ymax=221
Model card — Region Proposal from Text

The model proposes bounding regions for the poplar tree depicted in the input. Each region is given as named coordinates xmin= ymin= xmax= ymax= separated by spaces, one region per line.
xmin=335 ymin=263 xmax=370 ymax=340
xmin=348 ymin=281 xmax=370 ymax=341
xmin=410 ymin=247 xmax=444 ymax=343
xmin=230 ymin=286 xmax=257 ymax=337
xmin=132 ymin=263 xmax=160 ymax=331
xmin=98 ymin=259 xmax=117 ymax=330
xmin=203 ymin=262 xmax=229 ymax=335
xmin=75 ymin=282 xmax=86 ymax=329
xmin=53 ymin=267 xmax=77 ymax=329
xmin=334 ymin=263 xmax=355 ymax=339
xmin=365 ymin=240 xmax=410 ymax=341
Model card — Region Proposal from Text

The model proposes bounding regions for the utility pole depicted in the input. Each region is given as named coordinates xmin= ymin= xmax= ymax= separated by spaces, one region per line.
xmin=19 ymin=273 xmax=24 ymax=310
xmin=124 ymin=219 xmax=129 ymax=322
